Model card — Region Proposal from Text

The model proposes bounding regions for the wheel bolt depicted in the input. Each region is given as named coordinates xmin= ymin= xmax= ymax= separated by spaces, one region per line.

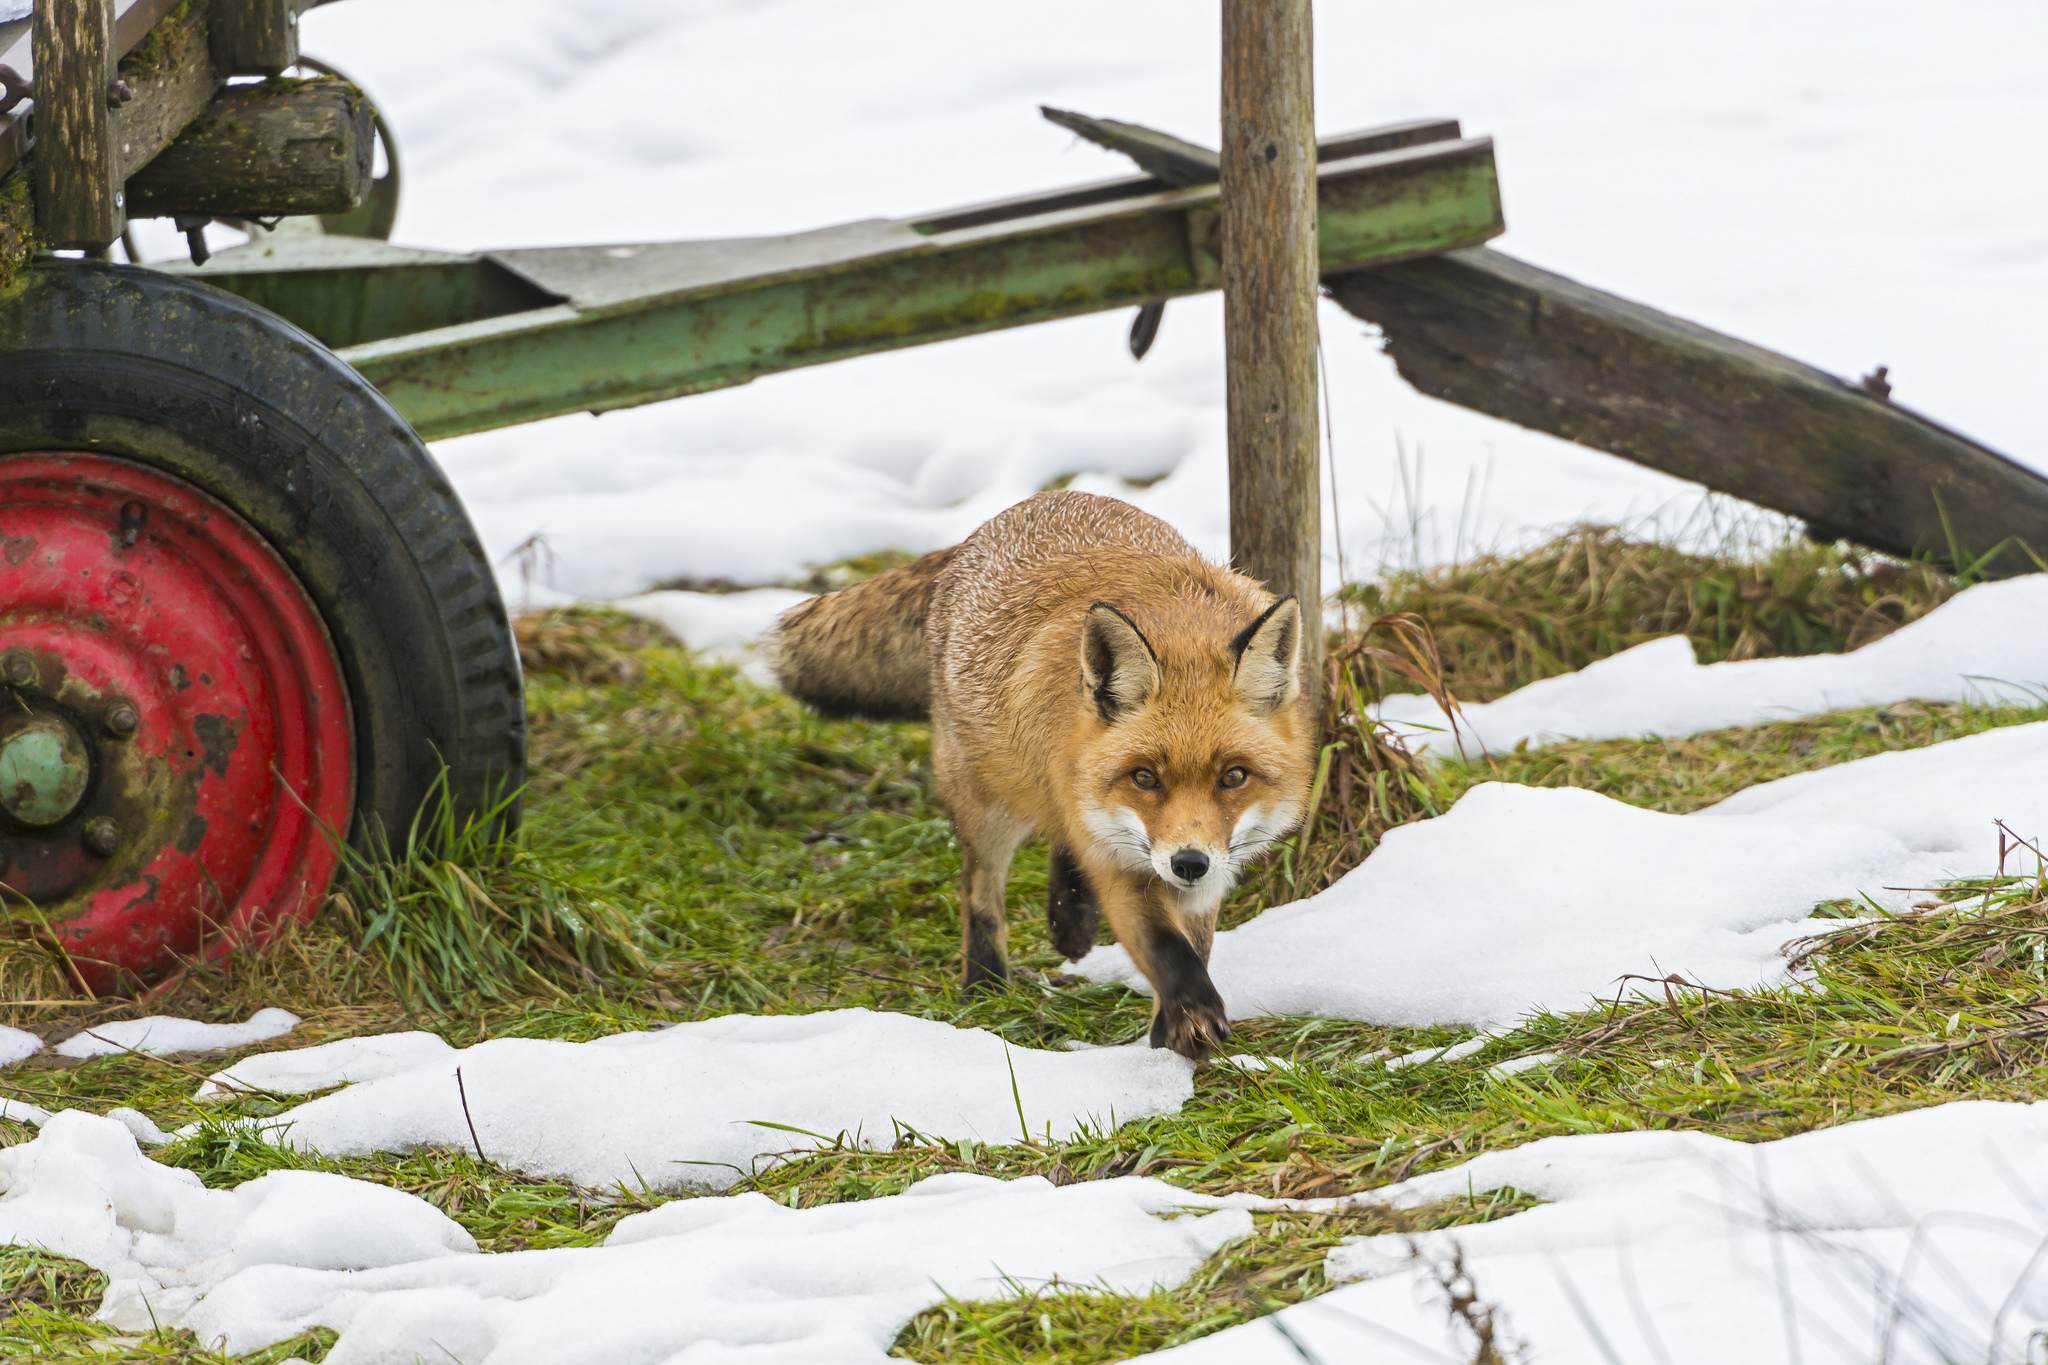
xmin=83 ymin=817 xmax=121 ymax=857
xmin=2 ymin=654 xmax=31 ymax=687
xmin=106 ymin=704 xmax=140 ymax=737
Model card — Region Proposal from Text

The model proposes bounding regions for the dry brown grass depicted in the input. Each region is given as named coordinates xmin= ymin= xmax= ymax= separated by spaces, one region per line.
xmin=0 ymin=914 xmax=406 ymax=1044
xmin=1343 ymin=524 xmax=1958 ymax=703
xmin=514 ymin=607 xmax=680 ymax=687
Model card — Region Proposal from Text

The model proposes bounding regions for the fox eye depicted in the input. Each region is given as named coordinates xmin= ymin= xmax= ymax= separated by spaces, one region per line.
xmin=1132 ymin=768 xmax=1159 ymax=790
xmin=1220 ymin=766 xmax=1249 ymax=789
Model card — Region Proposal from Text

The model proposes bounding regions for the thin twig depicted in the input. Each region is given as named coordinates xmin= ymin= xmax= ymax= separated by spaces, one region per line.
xmin=840 ymin=964 xmax=928 ymax=990
xmin=455 ymin=1065 xmax=486 ymax=1161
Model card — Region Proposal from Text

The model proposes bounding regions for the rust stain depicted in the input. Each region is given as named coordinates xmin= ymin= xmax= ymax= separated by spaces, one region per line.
xmin=2 ymin=535 xmax=33 ymax=566
xmin=192 ymin=714 xmax=242 ymax=779
xmin=175 ymin=811 xmax=208 ymax=855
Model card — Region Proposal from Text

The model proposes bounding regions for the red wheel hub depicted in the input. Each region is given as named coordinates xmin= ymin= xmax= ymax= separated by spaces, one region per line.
xmin=0 ymin=453 xmax=354 ymax=994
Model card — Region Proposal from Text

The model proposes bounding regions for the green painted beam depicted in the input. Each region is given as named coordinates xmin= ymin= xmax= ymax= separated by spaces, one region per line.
xmin=173 ymin=126 xmax=1502 ymax=441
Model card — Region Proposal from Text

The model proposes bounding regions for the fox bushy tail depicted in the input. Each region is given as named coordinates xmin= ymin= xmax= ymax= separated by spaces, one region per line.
xmin=766 ymin=546 xmax=957 ymax=722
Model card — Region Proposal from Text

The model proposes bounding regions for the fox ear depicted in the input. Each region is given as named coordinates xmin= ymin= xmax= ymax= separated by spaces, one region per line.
xmin=1080 ymin=603 xmax=1161 ymax=724
xmin=1230 ymin=596 xmax=1301 ymax=715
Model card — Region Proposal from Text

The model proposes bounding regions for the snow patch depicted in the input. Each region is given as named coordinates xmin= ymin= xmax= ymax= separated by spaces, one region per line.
xmin=0 ymin=1099 xmax=51 ymax=1127
xmin=1482 ymin=1052 xmax=1561 ymax=1080
xmin=55 ymin=1009 xmax=301 ymax=1059
xmin=0 ymin=1111 xmax=1247 ymax=1364
xmin=0 ymin=1111 xmax=476 ymax=1332
xmin=182 ymin=1172 xmax=1249 ymax=1362
xmin=1384 ymin=1038 xmax=1491 ymax=1071
xmin=1076 ymin=724 xmax=2048 ymax=1028
xmin=0 ymin=1026 xmax=42 ymax=1067
xmin=194 ymin=1032 xmax=457 ymax=1101
xmin=611 ymin=586 xmax=812 ymax=683
xmin=1131 ymin=1101 xmax=2048 ymax=1364
xmin=1381 ymin=577 xmax=2048 ymax=759
xmin=208 ymin=1009 xmax=1193 ymax=1191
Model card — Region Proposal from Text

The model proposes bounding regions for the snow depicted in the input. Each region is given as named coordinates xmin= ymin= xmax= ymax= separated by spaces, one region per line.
xmin=53 ymin=1009 xmax=301 ymax=1059
xmin=1384 ymin=1038 xmax=1492 ymax=1071
xmin=0 ymin=1099 xmax=50 ymax=1127
xmin=0 ymin=1026 xmax=41 ymax=1067
xmin=0 ymin=1111 xmax=477 ymax=1331
xmin=1217 ymin=1054 xmax=1294 ymax=1073
xmin=1076 ymin=723 xmax=2048 ymax=1028
xmin=1382 ymin=576 xmax=2048 ymax=759
xmin=1130 ymin=1101 xmax=2048 ymax=1365
xmin=1481 ymin=1052 xmax=1560 ymax=1081
xmin=210 ymin=1009 xmax=1193 ymax=1191
xmin=2 ymin=1111 xmax=1248 ymax=1364
xmin=1703 ymin=722 xmax=2048 ymax=867
xmin=228 ymin=0 xmax=2048 ymax=602
xmin=611 ymin=586 xmax=812 ymax=680
xmin=194 ymin=1031 xmax=456 ymax=1101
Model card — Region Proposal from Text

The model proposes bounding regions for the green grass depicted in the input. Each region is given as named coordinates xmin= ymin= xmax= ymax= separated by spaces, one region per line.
xmin=3 ymin=533 xmax=2045 ymax=1363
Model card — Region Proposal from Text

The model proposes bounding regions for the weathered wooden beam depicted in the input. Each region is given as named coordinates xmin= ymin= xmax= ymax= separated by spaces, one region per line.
xmin=210 ymin=0 xmax=297 ymax=76
xmin=127 ymin=76 xmax=372 ymax=218
xmin=1042 ymin=106 xmax=1220 ymax=188
xmin=33 ymin=0 xmax=126 ymax=248
xmin=1222 ymin=0 xmax=1323 ymax=670
xmin=114 ymin=1 xmax=221 ymax=180
xmin=1326 ymin=246 xmax=2048 ymax=576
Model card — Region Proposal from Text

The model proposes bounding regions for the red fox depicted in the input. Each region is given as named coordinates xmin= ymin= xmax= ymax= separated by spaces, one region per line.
xmin=768 ymin=491 xmax=1314 ymax=1058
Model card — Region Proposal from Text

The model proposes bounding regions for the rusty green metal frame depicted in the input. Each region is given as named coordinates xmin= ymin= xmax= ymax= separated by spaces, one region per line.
xmin=167 ymin=120 xmax=1501 ymax=440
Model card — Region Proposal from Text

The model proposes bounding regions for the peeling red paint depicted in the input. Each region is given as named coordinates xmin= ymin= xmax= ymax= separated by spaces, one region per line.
xmin=0 ymin=453 xmax=354 ymax=995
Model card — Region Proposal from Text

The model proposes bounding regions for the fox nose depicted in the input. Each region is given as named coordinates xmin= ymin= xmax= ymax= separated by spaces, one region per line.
xmin=1169 ymin=849 xmax=1209 ymax=882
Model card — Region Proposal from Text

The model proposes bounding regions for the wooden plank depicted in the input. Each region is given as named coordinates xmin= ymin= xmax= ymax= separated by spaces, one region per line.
xmin=1326 ymin=246 xmax=2048 ymax=576
xmin=1221 ymin=0 xmax=1322 ymax=673
xmin=1041 ymin=106 xmax=1220 ymax=187
xmin=33 ymin=0 xmax=125 ymax=248
xmin=127 ymin=77 xmax=372 ymax=218
xmin=114 ymin=1 xmax=221 ymax=180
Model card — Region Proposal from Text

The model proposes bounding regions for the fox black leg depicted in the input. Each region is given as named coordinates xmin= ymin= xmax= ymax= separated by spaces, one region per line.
xmin=958 ymin=838 xmax=1015 ymax=991
xmin=1046 ymin=844 xmax=1101 ymax=960
xmin=1142 ymin=922 xmax=1231 ymax=1060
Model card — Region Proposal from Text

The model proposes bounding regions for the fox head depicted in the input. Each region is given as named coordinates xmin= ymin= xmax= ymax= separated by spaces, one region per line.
xmin=1073 ymin=596 xmax=1314 ymax=907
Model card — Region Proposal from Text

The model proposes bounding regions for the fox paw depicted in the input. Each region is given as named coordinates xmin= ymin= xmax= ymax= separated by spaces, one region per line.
xmin=1151 ymin=994 xmax=1232 ymax=1061
xmin=962 ymin=956 xmax=1010 ymax=993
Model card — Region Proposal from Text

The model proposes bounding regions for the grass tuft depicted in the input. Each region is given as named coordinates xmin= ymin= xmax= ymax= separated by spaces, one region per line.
xmin=329 ymin=776 xmax=651 ymax=1014
xmin=1340 ymin=524 xmax=1958 ymax=703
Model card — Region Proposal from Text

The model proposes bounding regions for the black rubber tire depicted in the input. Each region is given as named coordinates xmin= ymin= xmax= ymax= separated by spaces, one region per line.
xmin=0 ymin=259 xmax=525 ymax=853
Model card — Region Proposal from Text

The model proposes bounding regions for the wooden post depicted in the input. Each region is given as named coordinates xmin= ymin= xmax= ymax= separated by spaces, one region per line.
xmin=33 ymin=0 xmax=126 ymax=249
xmin=211 ymin=0 xmax=299 ymax=76
xmin=1220 ymin=0 xmax=1323 ymax=699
